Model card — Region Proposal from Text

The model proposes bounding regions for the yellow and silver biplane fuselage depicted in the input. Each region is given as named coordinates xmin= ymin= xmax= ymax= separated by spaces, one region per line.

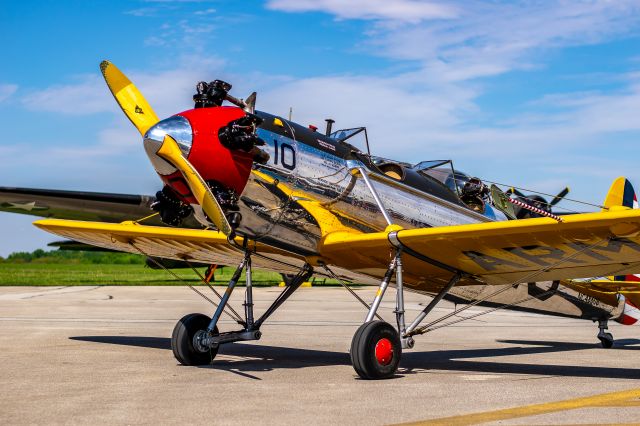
xmin=29 ymin=62 xmax=640 ymax=378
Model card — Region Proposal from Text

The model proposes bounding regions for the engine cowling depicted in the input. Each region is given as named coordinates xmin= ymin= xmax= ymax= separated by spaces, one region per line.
xmin=143 ymin=106 xmax=256 ymax=227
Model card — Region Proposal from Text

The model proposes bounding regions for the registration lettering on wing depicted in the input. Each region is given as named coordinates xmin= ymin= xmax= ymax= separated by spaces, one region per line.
xmin=462 ymin=237 xmax=640 ymax=272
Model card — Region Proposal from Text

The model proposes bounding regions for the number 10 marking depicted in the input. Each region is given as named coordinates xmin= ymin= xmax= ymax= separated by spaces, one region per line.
xmin=273 ymin=140 xmax=296 ymax=170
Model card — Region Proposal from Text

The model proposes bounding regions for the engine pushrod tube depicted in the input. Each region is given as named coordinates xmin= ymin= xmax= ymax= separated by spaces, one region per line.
xmin=404 ymin=272 xmax=462 ymax=335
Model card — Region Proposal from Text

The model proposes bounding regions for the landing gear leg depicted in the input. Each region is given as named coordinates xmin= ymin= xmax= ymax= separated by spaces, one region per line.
xmin=597 ymin=319 xmax=614 ymax=348
xmin=171 ymin=254 xmax=249 ymax=366
xmin=172 ymin=255 xmax=315 ymax=367
xmin=351 ymin=253 xmax=403 ymax=380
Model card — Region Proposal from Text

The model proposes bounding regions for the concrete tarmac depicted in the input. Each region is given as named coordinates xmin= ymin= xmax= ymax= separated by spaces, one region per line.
xmin=1 ymin=285 xmax=640 ymax=425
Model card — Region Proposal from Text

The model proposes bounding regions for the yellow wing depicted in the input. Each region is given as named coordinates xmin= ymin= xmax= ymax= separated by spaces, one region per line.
xmin=34 ymin=219 xmax=306 ymax=274
xmin=34 ymin=208 xmax=640 ymax=293
xmin=318 ymin=208 xmax=640 ymax=292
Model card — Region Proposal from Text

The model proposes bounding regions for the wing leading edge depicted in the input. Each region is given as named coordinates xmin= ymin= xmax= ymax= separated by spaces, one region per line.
xmin=35 ymin=208 xmax=640 ymax=292
xmin=33 ymin=219 xmax=307 ymax=275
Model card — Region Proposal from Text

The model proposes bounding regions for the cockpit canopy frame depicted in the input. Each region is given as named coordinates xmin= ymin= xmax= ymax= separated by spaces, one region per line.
xmin=330 ymin=127 xmax=371 ymax=156
xmin=412 ymin=160 xmax=470 ymax=197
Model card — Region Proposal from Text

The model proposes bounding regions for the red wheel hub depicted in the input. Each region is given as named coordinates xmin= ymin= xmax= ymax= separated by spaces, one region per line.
xmin=374 ymin=338 xmax=393 ymax=366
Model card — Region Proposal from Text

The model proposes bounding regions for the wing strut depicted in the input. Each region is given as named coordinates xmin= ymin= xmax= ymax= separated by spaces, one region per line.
xmin=350 ymin=163 xmax=394 ymax=226
xmin=160 ymin=242 xmax=315 ymax=354
xmin=404 ymin=235 xmax=614 ymax=337
xmin=404 ymin=272 xmax=463 ymax=335
xmin=408 ymin=283 xmax=560 ymax=336
xmin=132 ymin=242 xmax=245 ymax=325
xmin=321 ymin=265 xmax=384 ymax=321
xmin=349 ymin=233 xmax=630 ymax=379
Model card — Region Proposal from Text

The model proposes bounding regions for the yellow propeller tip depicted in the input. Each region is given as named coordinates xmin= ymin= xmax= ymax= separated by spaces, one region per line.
xmin=99 ymin=60 xmax=111 ymax=74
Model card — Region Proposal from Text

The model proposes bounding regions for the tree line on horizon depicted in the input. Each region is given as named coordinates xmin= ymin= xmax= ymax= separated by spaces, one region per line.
xmin=0 ymin=249 xmax=145 ymax=265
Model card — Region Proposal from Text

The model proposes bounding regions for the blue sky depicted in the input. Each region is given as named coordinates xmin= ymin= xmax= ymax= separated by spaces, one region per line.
xmin=2 ymin=0 xmax=640 ymax=256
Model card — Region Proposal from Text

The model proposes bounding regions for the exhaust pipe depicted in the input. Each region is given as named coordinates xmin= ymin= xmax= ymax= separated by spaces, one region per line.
xmin=325 ymin=118 xmax=335 ymax=136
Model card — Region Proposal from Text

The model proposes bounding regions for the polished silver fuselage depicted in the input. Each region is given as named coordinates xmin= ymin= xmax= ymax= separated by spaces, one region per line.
xmin=230 ymin=120 xmax=621 ymax=322
xmin=236 ymin=126 xmax=492 ymax=254
xmin=141 ymin=110 xmax=621 ymax=322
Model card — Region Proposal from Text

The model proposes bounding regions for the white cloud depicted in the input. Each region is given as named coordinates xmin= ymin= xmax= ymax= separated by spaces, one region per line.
xmin=384 ymin=1 xmax=640 ymax=79
xmin=195 ymin=8 xmax=216 ymax=16
xmin=258 ymin=0 xmax=640 ymax=207
xmin=11 ymin=57 xmax=228 ymax=190
xmin=124 ymin=7 xmax=158 ymax=17
xmin=0 ymin=84 xmax=18 ymax=103
xmin=142 ymin=19 xmax=217 ymax=50
xmin=266 ymin=0 xmax=458 ymax=23
xmin=12 ymin=1 xmax=640 ymax=209
xmin=20 ymin=56 xmax=226 ymax=117
xmin=272 ymin=1 xmax=640 ymax=82
xmin=21 ymin=75 xmax=109 ymax=115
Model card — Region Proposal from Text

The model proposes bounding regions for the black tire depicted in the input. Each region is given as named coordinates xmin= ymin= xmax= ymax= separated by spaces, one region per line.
xmin=599 ymin=332 xmax=614 ymax=349
xmin=350 ymin=321 xmax=401 ymax=379
xmin=171 ymin=313 xmax=219 ymax=366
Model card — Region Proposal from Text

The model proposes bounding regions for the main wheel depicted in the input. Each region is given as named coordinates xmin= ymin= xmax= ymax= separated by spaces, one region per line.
xmin=350 ymin=320 xmax=401 ymax=379
xmin=171 ymin=313 xmax=219 ymax=366
xmin=599 ymin=332 xmax=614 ymax=349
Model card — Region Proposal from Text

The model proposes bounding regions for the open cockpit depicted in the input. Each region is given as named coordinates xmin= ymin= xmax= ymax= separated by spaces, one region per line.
xmin=328 ymin=126 xmax=514 ymax=221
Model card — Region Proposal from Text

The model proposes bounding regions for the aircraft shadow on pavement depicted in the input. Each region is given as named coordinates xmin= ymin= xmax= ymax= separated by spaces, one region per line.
xmin=70 ymin=336 xmax=640 ymax=380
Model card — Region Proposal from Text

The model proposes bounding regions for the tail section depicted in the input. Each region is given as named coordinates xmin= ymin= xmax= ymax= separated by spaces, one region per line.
xmin=617 ymin=294 xmax=640 ymax=325
xmin=602 ymin=176 xmax=637 ymax=211
xmin=603 ymin=177 xmax=640 ymax=285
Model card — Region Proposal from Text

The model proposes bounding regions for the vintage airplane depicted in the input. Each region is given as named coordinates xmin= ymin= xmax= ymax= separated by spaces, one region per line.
xmin=3 ymin=60 xmax=640 ymax=380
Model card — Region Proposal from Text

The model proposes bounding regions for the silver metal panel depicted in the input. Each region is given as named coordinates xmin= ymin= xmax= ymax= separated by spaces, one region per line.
xmin=234 ymin=133 xmax=491 ymax=255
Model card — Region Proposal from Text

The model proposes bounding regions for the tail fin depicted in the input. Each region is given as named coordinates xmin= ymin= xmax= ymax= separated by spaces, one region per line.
xmin=602 ymin=176 xmax=637 ymax=211
xmin=604 ymin=177 xmax=639 ymax=281
xmin=616 ymin=294 xmax=640 ymax=326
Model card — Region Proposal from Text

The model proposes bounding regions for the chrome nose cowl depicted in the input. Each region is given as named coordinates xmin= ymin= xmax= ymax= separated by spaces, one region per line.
xmin=143 ymin=115 xmax=193 ymax=175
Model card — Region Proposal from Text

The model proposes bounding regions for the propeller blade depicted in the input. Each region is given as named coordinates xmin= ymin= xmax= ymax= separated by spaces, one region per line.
xmin=156 ymin=135 xmax=233 ymax=236
xmin=245 ymin=92 xmax=256 ymax=114
xmin=100 ymin=60 xmax=159 ymax=136
xmin=506 ymin=187 xmax=526 ymax=198
xmin=550 ymin=187 xmax=570 ymax=206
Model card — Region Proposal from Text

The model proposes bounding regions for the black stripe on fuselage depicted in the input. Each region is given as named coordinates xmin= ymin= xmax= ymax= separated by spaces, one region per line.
xmin=256 ymin=111 xmax=353 ymax=158
xmin=255 ymin=111 xmax=466 ymax=207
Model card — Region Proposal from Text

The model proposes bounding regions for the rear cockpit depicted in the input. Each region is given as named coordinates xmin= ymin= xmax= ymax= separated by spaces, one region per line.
xmin=369 ymin=157 xmax=466 ymax=207
xmin=327 ymin=126 xmax=512 ymax=220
